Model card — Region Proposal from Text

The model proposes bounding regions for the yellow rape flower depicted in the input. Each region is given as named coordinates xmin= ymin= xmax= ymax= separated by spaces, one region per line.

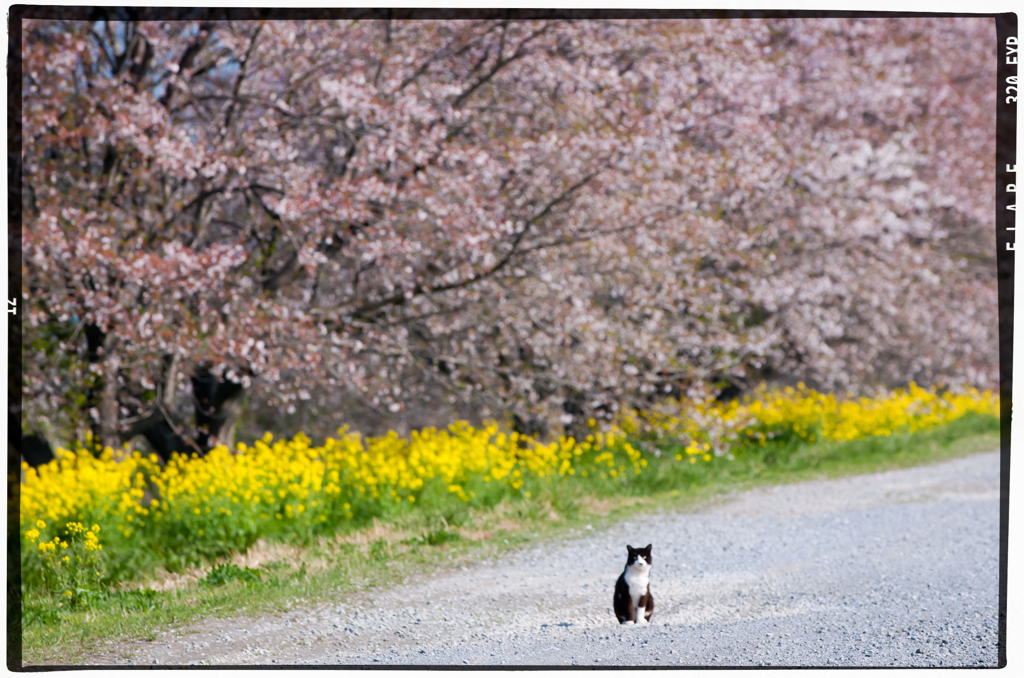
xmin=17 ymin=383 xmax=994 ymax=578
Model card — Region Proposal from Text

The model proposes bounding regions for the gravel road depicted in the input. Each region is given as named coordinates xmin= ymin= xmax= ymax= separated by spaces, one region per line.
xmin=88 ymin=451 xmax=1001 ymax=667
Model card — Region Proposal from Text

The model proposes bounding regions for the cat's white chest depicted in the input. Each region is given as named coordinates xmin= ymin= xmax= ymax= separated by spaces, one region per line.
xmin=624 ymin=564 xmax=650 ymax=595
xmin=623 ymin=562 xmax=651 ymax=623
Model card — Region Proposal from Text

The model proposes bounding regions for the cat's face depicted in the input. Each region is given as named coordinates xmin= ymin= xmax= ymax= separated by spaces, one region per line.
xmin=626 ymin=544 xmax=652 ymax=571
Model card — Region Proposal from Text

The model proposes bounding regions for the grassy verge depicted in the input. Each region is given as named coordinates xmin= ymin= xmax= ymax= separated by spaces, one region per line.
xmin=20 ymin=414 xmax=999 ymax=665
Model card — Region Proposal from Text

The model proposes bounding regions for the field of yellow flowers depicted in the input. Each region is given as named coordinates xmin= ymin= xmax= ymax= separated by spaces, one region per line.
xmin=21 ymin=383 xmax=998 ymax=591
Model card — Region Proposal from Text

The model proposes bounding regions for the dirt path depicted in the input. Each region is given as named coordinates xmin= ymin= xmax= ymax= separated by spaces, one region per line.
xmin=85 ymin=451 xmax=1001 ymax=667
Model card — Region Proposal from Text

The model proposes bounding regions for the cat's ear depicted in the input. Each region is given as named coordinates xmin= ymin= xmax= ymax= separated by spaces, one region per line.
xmin=644 ymin=544 xmax=652 ymax=552
xmin=627 ymin=545 xmax=635 ymax=553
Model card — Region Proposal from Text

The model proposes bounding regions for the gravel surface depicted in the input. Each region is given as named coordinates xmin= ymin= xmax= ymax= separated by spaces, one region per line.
xmin=88 ymin=451 xmax=1001 ymax=667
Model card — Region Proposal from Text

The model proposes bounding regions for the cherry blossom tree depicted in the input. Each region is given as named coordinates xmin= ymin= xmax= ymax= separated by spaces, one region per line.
xmin=20 ymin=15 xmax=998 ymax=456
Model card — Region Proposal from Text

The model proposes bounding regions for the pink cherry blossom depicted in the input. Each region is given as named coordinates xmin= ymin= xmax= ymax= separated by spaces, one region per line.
xmin=21 ymin=17 xmax=997 ymax=450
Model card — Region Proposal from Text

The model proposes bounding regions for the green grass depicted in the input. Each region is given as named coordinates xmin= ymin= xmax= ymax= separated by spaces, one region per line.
xmin=19 ymin=414 xmax=999 ymax=666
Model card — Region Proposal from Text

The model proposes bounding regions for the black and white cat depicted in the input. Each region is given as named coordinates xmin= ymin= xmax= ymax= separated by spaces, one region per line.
xmin=613 ymin=543 xmax=654 ymax=624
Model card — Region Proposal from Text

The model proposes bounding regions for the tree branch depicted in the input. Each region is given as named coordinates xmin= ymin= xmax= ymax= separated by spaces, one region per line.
xmin=347 ymin=171 xmax=597 ymax=319
xmin=222 ymin=23 xmax=264 ymax=134
xmin=452 ymin=23 xmax=550 ymax=109
xmin=160 ymin=21 xmax=214 ymax=108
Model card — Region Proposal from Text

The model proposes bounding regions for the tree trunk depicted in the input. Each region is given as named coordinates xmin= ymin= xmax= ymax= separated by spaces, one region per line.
xmin=84 ymin=324 xmax=123 ymax=455
xmin=191 ymin=365 xmax=246 ymax=451
xmin=562 ymin=388 xmax=589 ymax=442
xmin=99 ymin=347 xmax=122 ymax=456
xmin=120 ymin=353 xmax=196 ymax=462
xmin=161 ymin=353 xmax=178 ymax=410
xmin=83 ymin=323 xmax=106 ymax=450
xmin=20 ymin=433 xmax=55 ymax=468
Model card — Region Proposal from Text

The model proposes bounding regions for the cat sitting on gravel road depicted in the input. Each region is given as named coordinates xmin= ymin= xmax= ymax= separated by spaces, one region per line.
xmin=613 ymin=543 xmax=654 ymax=624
